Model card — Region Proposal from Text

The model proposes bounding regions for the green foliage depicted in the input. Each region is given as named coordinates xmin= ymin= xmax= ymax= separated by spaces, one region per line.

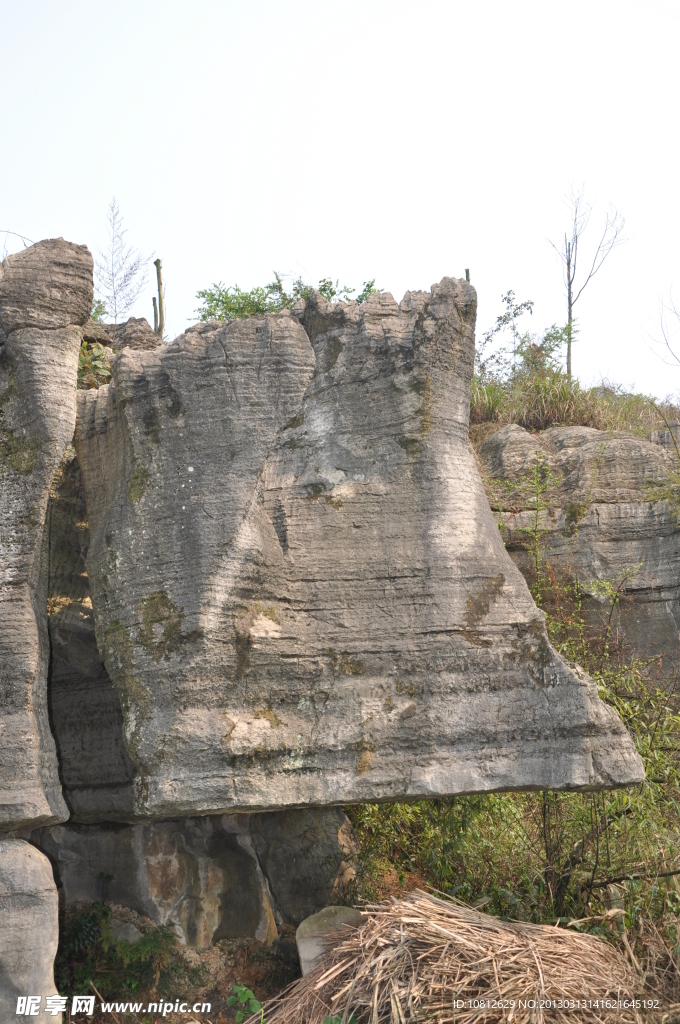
xmin=227 ymin=983 xmax=263 ymax=1023
xmin=356 ymin=279 xmax=378 ymax=303
xmin=323 ymin=1015 xmax=358 ymax=1024
xmin=91 ymin=298 xmax=107 ymax=323
xmin=56 ymin=902 xmax=204 ymax=1003
xmin=78 ymin=340 xmax=112 ymax=390
xmin=195 ymin=273 xmax=379 ymax=322
xmin=471 ymin=288 xmax=678 ymax=435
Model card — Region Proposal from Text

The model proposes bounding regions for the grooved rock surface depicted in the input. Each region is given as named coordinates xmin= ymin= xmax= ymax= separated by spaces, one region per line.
xmin=0 ymin=839 xmax=61 ymax=1022
xmin=0 ymin=237 xmax=92 ymax=333
xmin=33 ymin=810 xmax=353 ymax=948
xmin=74 ymin=281 xmax=644 ymax=819
xmin=101 ymin=316 xmax=161 ymax=351
xmin=477 ymin=424 xmax=680 ymax=669
xmin=0 ymin=238 xmax=92 ymax=831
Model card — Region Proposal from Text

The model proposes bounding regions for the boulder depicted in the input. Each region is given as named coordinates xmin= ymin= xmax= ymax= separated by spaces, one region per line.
xmin=477 ymin=423 xmax=680 ymax=670
xmin=72 ymin=282 xmax=643 ymax=821
xmin=296 ymin=905 xmax=364 ymax=975
xmin=0 ymin=839 xmax=61 ymax=1022
xmin=0 ymin=238 xmax=91 ymax=831
xmin=109 ymin=918 xmax=143 ymax=945
xmin=82 ymin=318 xmax=114 ymax=345
xmin=103 ymin=316 xmax=161 ymax=351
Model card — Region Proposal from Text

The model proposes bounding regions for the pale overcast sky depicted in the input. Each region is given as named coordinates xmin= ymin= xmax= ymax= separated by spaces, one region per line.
xmin=2 ymin=1 xmax=678 ymax=397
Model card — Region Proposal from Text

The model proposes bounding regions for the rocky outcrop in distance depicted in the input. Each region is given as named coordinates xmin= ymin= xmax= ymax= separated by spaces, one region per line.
xmin=476 ymin=423 xmax=680 ymax=673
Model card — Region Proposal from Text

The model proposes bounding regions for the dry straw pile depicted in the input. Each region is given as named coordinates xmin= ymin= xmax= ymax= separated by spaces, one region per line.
xmin=259 ymin=891 xmax=643 ymax=1024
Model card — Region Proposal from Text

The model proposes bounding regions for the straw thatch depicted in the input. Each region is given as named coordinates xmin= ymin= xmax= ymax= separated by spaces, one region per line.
xmin=258 ymin=890 xmax=643 ymax=1024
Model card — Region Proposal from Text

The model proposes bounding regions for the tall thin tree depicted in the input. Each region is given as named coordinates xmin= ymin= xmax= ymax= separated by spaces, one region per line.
xmin=550 ymin=189 xmax=625 ymax=380
xmin=94 ymin=198 xmax=149 ymax=338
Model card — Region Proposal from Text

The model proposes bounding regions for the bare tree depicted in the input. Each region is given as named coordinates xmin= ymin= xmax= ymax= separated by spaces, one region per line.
xmin=550 ymin=189 xmax=625 ymax=380
xmin=0 ymin=230 xmax=33 ymax=261
xmin=94 ymin=198 xmax=149 ymax=334
xmin=656 ymin=293 xmax=680 ymax=368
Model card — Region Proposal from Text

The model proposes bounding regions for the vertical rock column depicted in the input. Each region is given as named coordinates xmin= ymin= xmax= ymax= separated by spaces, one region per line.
xmin=0 ymin=840 xmax=62 ymax=1022
xmin=0 ymin=239 xmax=93 ymax=1023
xmin=0 ymin=237 xmax=92 ymax=830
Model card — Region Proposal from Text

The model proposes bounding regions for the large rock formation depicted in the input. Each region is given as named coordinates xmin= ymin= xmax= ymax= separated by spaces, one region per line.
xmin=0 ymin=238 xmax=92 ymax=831
xmin=0 ymin=839 xmax=62 ymax=1022
xmin=72 ymin=283 xmax=643 ymax=821
xmin=476 ymin=423 xmax=680 ymax=671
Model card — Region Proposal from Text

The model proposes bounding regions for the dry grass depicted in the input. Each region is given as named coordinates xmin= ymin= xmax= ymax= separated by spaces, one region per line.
xmin=470 ymin=369 xmax=680 ymax=437
xmin=258 ymin=890 xmax=644 ymax=1024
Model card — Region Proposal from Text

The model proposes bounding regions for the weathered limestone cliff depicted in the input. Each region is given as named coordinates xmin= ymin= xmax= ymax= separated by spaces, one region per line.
xmin=477 ymin=423 xmax=680 ymax=671
xmin=0 ymin=238 xmax=92 ymax=831
xmin=71 ymin=281 xmax=643 ymax=820
xmin=0 ymin=239 xmax=646 ymax=1004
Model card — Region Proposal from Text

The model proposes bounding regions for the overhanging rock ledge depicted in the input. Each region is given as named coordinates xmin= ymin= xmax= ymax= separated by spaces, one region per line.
xmin=72 ymin=277 xmax=644 ymax=818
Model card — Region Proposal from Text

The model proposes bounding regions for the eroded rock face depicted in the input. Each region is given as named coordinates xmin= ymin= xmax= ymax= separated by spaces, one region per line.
xmin=0 ymin=238 xmax=92 ymax=831
xmin=477 ymin=424 xmax=680 ymax=670
xmin=32 ymin=808 xmax=356 ymax=948
xmin=0 ymin=839 xmax=61 ymax=1022
xmin=46 ymin=450 xmax=135 ymax=821
xmin=0 ymin=238 xmax=92 ymax=334
xmin=74 ymin=281 xmax=643 ymax=820
xmin=249 ymin=807 xmax=358 ymax=926
xmin=83 ymin=316 xmax=160 ymax=351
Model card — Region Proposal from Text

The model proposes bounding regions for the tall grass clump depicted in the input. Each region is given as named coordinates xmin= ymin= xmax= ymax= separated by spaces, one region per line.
xmin=469 ymin=318 xmax=679 ymax=436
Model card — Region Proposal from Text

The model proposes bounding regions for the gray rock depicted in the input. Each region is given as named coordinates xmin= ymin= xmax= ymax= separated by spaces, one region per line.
xmin=109 ymin=918 xmax=143 ymax=944
xmin=0 ymin=839 xmax=61 ymax=1022
xmin=477 ymin=423 xmax=680 ymax=670
xmin=104 ymin=316 xmax=161 ymax=351
xmin=82 ymin=318 xmax=115 ymax=345
xmin=33 ymin=817 xmax=277 ymax=949
xmin=46 ymin=450 xmax=135 ymax=821
xmin=296 ymin=905 xmax=364 ymax=975
xmin=32 ymin=805 xmax=354 ymax=945
xmin=649 ymin=422 xmax=680 ymax=451
xmin=250 ymin=807 xmax=358 ymax=926
xmin=0 ymin=237 xmax=92 ymax=333
xmin=72 ymin=281 xmax=642 ymax=820
xmin=0 ymin=239 xmax=91 ymax=831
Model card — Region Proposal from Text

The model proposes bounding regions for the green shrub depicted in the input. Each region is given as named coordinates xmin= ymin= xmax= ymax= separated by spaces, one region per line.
xmin=195 ymin=274 xmax=378 ymax=322
xmin=55 ymin=902 xmax=204 ymax=1003
xmin=78 ymin=341 xmax=111 ymax=390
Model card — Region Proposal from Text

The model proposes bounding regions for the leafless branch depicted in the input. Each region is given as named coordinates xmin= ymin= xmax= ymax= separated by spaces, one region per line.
xmin=572 ymin=206 xmax=626 ymax=306
xmin=0 ymin=229 xmax=34 ymax=261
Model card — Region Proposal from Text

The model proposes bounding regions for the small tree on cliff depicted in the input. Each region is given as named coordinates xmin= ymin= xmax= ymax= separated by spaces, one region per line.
xmin=549 ymin=188 xmax=625 ymax=380
xmin=94 ymin=198 xmax=149 ymax=333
